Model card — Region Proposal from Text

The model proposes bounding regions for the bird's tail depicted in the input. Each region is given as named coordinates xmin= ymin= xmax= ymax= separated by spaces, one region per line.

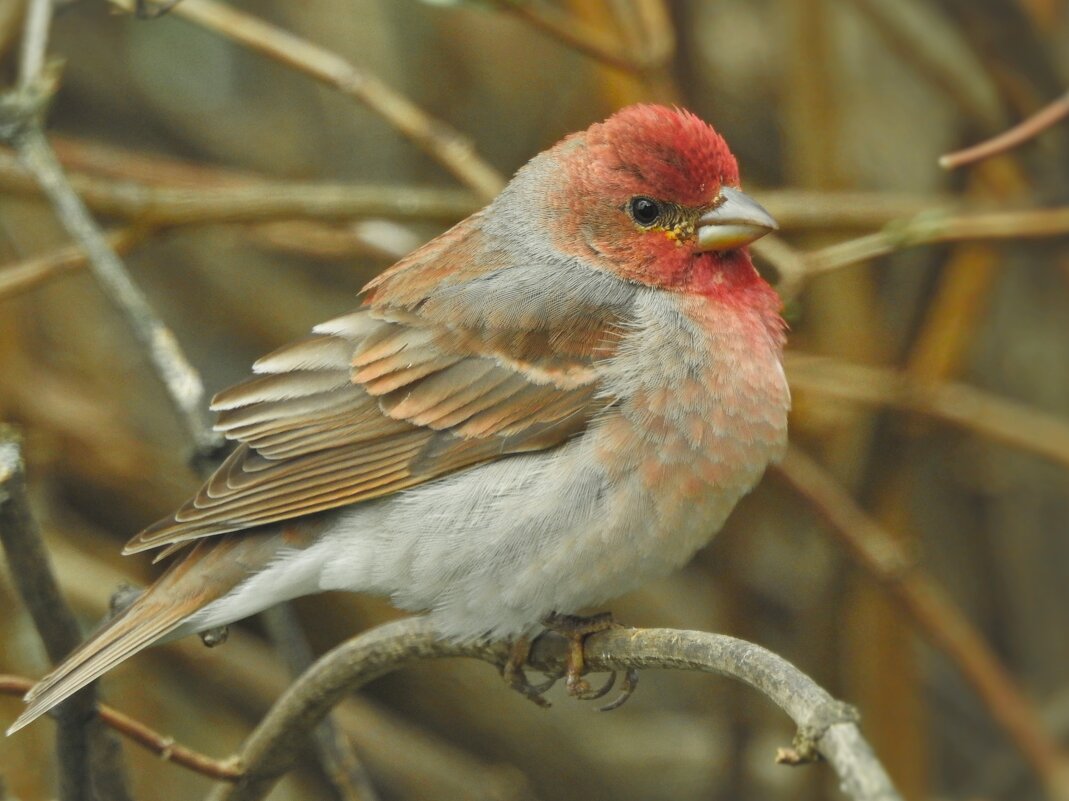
xmin=8 ymin=592 xmax=191 ymax=734
xmin=7 ymin=526 xmax=302 ymax=735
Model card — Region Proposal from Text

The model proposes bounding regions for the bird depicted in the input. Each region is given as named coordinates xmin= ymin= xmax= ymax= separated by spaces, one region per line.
xmin=8 ymin=103 xmax=789 ymax=734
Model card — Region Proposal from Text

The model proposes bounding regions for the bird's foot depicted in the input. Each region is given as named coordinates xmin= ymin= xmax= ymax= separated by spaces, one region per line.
xmin=503 ymin=636 xmax=558 ymax=708
xmin=541 ymin=611 xmax=639 ymax=712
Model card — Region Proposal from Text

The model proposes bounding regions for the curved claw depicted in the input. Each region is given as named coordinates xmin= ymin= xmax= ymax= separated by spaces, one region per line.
xmin=575 ymin=670 xmax=616 ymax=701
xmin=503 ymin=636 xmax=557 ymax=708
xmin=598 ymin=668 xmax=639 ymax=712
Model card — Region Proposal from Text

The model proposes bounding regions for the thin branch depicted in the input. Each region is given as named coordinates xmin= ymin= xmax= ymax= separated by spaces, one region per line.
xmin=9 ymin=126 xmax=223 ymax=459
xmin=206 ymin=617 xmax=901 ymax=801
xmin=0 ymin=427 xmax=133 ymax=801
xmin=801 ymin=206 xmax=1069 ymax=277
xmin=941 ymin=89 xmax=1069 ymax=169
xmin=785 ymin=353 xmax=1069 ymax=471
xmin=116 ymin=0 xmax=505 ymax=201
xmin=494 ymin=1 xmax=649 ymax=75
xmin=262 ymin=605 xmax=380 ymax=801
xmin=0 ymin=148 xmax=480 ymax=224
xmin=0 ymin=675 xmax=243 ymax=782
xmin=775 ymin=447 xmax=1069 ymax=800
xmin=16 ymin=0 xmax=50 ymax=94
xmin=0 ymin=227 xmax=147 ymax=301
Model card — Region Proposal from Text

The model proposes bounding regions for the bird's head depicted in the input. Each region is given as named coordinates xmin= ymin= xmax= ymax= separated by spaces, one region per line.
xmin=534 ymin=104 xmax=777 ymax=300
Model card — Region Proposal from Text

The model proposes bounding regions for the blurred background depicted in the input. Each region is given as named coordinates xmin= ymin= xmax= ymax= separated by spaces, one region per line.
xmin=0 ymin=1 xmax=1068 ymax=799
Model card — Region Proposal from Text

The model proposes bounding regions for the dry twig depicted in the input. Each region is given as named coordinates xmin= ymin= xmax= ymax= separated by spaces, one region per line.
xmin=0 ymin=227 xmax=146 ymax=301
xmin=0 ymin=428 xmax=133 ymax=801
xmin=0 ymin=674 xmax=242 ymax=782
xmin=116 ymin=0 xmax=505 ymax=200
xmin=941 ymin=89 xmax=1069 ymax=169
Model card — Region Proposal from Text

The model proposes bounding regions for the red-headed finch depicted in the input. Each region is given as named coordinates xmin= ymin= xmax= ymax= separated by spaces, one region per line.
xmin=9 ymin=104 xmax=788 ymax=733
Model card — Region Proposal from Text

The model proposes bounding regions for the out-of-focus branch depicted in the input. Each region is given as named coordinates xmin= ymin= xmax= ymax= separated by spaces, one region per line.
xmin=494 ymin=0 xmax=662 ymax=75
xmin=941 ymin=89 xmax=1069 ymax=169
xmin=207 ymin=617 xmax=901 ymax=801
xmin=0 ymin=674 xmax=242 ymax=782
xmin=262 ymin=605 xmax=381 ymax=801
xmin=801 ymin=206 xmax=1069 ymax=277
xmin=0 ymin=227 xmax=146 ymax=301
xmin=785 ymin=353 xmax=1069 ymax=471
xmin=0 ymin=29 xmax=222 ymax=460
xmin=116 ymin=0 xmax=505 ymax=201
xmin=756 ymin=205 xmax=1069 ymax=301
xmin=0 ymin=148 xmax=481 ymax=224
xmin=843 ymin=0 xmax=1003 ymax=130
xmin=0 ymin=427 xmax=133 ymax=801
xmin=775 ymin=447 xmax=1069 ymax=801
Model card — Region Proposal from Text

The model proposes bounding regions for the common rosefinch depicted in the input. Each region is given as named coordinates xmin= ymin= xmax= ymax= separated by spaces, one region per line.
xmin=9 ymin=104 xmax=788 ymax=733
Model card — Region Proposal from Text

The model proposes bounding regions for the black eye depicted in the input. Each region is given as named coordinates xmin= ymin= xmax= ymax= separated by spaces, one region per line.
xmin=629 ymin=196 xmax=662 ymax=226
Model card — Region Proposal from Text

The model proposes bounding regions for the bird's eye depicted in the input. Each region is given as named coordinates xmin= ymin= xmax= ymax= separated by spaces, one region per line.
xmin=629 ymin=196 xmax=662 ymax=226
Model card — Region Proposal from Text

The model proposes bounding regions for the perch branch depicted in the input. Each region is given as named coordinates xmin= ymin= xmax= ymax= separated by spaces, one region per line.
xmin=0 ymin=428 xmax=132 ymax=801
xmin=776 ymin=447 xmax=1069 ymax=800
xmin=206 ymin=617 xmax=901 ymax=801
xmin=117 ymin=0 xmax=505 ymax=200
xmin=941 ymin=89 xmax=1069 ymax=169
xmin=0 ymin=675 xmax=242 ymax=782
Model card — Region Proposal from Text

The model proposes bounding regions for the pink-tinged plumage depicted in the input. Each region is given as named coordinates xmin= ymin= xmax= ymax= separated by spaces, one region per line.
xmin=8 ymin=105 xmax=789 ymax=735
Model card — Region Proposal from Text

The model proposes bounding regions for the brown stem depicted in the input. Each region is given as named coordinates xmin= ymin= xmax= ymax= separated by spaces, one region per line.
xmin=941 ymin=89 xmax=1069 ymax=169
xmin=0 ymin=675 xmax=243 ymax=782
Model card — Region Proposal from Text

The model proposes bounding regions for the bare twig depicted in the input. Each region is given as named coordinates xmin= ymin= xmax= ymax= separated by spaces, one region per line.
xmin=9 ymin=127 xmax=223 ymax=460
xmin=802 ymin=206 xmax=1069 ymax=277
xmin=117 ymin=0 xmax=505 ymax=200
xmin=785 ymin=353 xmax=1069 ymax=471
xmin=0 ymin=148 xmax=480 ymax=224
xmin=262 ymin=605 xmax=381 ymax=801
xmin=0 ymin=674 xmax=243 ymax=782
xmin=0 ymin=227 xmax=147 ymax=301
xmin=494 ymin=0 xmax=651 ymax=75
xmin=775 ymin=447 xmax=1069 ymax=801
xmin=0 ymin=427 xmax=133 ymax=801
xmin=206 ymin=617 xmax=901 ymax=801
xmin=941 ymin=89 xmax=1069 ymax=169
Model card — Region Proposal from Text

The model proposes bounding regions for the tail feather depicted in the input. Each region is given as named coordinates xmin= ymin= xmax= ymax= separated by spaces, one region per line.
xmin=7 ymin=602 xmax=188 ymax=735
xmin=6 ymin=524 xmax=316 ymax=736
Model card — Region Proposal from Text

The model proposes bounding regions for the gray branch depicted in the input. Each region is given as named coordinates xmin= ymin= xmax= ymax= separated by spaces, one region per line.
xmin=0 ymin=427 xmax=133 ymax=801
xmin=206 ymin=617 xmax=902 ymax=801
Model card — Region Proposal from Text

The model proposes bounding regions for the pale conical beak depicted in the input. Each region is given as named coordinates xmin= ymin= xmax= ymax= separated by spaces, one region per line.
xmin=696 ymin=186 xmax=778 ymax=251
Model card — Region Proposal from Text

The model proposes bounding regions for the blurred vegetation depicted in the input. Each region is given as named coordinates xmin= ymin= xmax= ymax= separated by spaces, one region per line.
xmin=0 ymin=0 xmax=1068 ymax=800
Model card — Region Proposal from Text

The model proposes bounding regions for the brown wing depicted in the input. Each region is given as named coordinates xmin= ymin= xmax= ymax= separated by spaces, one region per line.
xmin=127 ymin=307 xmax=624 ymax=557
